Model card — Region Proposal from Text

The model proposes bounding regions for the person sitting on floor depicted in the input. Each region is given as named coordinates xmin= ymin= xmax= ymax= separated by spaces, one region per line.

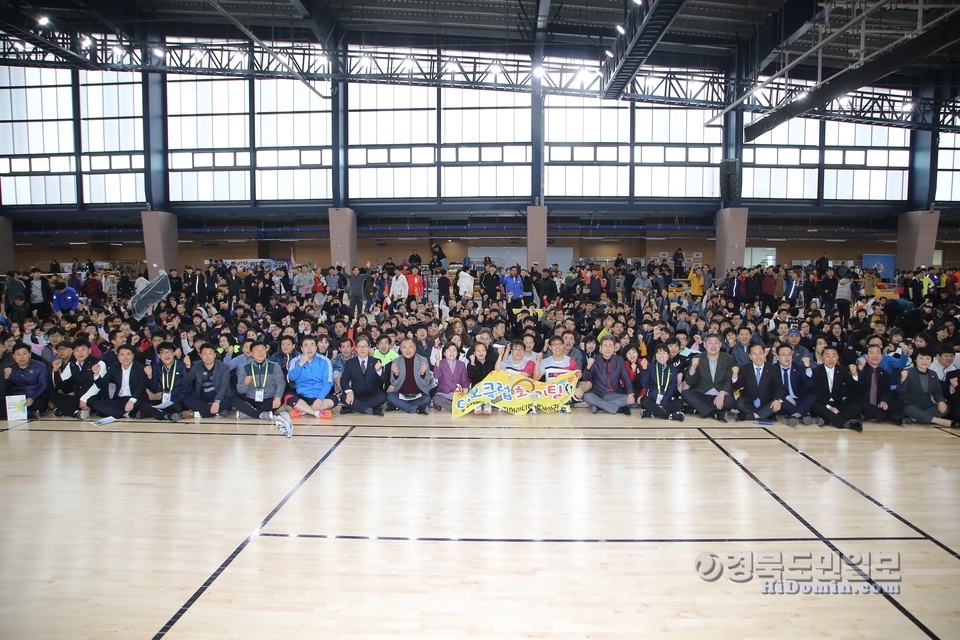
xmin=0 ymin=343 xmax=49 ymax=420
xmin=286 ymin=334 xmax=338 ymax=420
xmin=582 ymin=335 xmax=634 ymax=415
xmin=89 ymin=344 xmax=146 ymax=420
xmin=386 ymin=338 xmax=434 ymax=414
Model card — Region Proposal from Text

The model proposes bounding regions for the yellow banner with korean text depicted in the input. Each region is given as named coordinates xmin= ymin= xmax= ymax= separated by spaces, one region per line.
xmin=451 ymin=370 xmax=578 ymax=418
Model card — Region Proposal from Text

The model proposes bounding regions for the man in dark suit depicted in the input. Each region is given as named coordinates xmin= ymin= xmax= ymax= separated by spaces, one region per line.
xmin=735 ymin=343 xmax=785 ymax=421
xmin=681 ymin=333 xmax=738 ymax=421
xmin=50 ymin=339 xmax=108 ymax=420
xmin=339 ymin=334 xmax=387 ymax=416
xmin=850 ymin=344 xmax=902 ymax=424
xmin=773 ymin=344 xmax=817 ymax=426
xmin=90 ymin=344 xmax=147 ymax=419
xmin=810 ymin=346 xmax=863 ymax=431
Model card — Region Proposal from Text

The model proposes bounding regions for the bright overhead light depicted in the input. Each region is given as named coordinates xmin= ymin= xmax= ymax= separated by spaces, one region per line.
xmin=81 ymin=37 xmax=92 ymax=48
xmin=38 ymin=16 xmax=49 ymax=26
xmin=532 ymin=65 xmax=544 ymax=78
xmin=616 ymin=24 xmax=626 ymax=35
xmin=900 ymin=102 xmax=914 ymax=113
xmin=358 ymin=54 xmax=372 ymax=69
xmin=604 ymin=50 xmax=614 ymax=58
xmin=13 ymin=41 xmax=24 ymax=51
xmin=632 ymin=0 xmax=643 ymax=4
xmin=112 ymin=46 xmax=124 ymax=57
xmin=152 ymin=48 xmax=164 ymax=58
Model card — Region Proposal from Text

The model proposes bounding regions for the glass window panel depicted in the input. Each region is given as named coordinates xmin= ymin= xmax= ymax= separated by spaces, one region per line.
xmin=854 ymin=124 xmax=872 ymax=146
xmin=443 ymin=166 xmax=462 ymax=197
xmin=169 ymin=172 xmax=182 ymax=201
xmin=86 ymin=174 xmax=105 ymax=203
xmin=476 ymin=165 xmax=495 ymax=196
xmin=259 ymin=149 xmax=278 ymax=167
xmin=480 ymin=146 xmax=502 ymax=163
xmin=171 ymin=152 xmax=192 ymax=169
xmin=665 ymin=147 xmax=685 ymax=162
xmin=800 ymin=149 xmax=819 ymax=164
xmin=195 ymin=81 xmax=213 ymax=115
xmin=276 ymin=113 xmax=295 ymax=147
xmin=194 ymin=152 xmax=213 ymax=167
xmin=498 ymin=109 xmax=518 ymax=143
xmin=888 ymin=127 xmax=907 ymax=147
xmin=196 ymin=115 xmax=214 ymax=148
xmin=545 ymin=165 xmax=563 ymax=196
xmin=30 ymin=157 xmax=49 ymax=172
xmin=231 ymin=170 xmax=248 ymax=200
xmin=215 ymin=151 xmax=235 ymax=167
xmin=836 ymin=170 xmax=855 ymax=199
xmin=596 ymin=146 xmax=618 ymax=162
xmin=580 ymin=165 xmax=599 ymax=197
xmin=783 ymin=168 xmax=803 ymax=198
xmin=368 ymin=148 xmax=388 ymax=164
xmin=650 ymin=110 xmax=669 ymax=143
xmin=754 ymin=167 xmax=771 ymax=198
xmin=684 ymin=166 xmax=703 ymax=197
xmin=687 ymin=147 xmax=709 ymax=163
xmin=805 ymin=119 xmax=819 ymax=146
xmin=111 ymin=155 xmax=130 ymax=170
xmin=180 ymin=116 xmax=198 ymax=149
xmin=11 ymin=157 xmax=30 ymax=172
xmin=564 ymin=109 xmax=584 ymax=142
xmin=90 ymin=155 xmax=110 ymax=171
xmin=648 ymin=166 xmax=667 ymax=196
xmin=852 ymin=170 xmax=870 ymax=199
xmin=935 ymin=173 xmax=952 ymax=201
xmin=278 ymin=169 xmax=296 ymax=199
xmin=100 ymin=119 xmax=119 ymax=152
xmin=869 ymin=170 xmax=887 ymax=200
xmin=741 ymin=148 xmax=754 ymax=164
xmin=392 ymin=166 xmax=410 ymax=198
xmin=824 ymin=149 xmax=843 ymax=165
xmin=667 ymin=166 xmax=686 ymax=196
xmin=619 ymin=146 xmax=631 ymax=163
xmin=459 ymin=146 xmax=479 ymax=162
xmin=836 ymin=123 xmax=855 ymax=146
xmin=889 ymin=150 xmax=909 ymax=167
xmin=755 ymin=148 xmax=777 ymax=164
xmin=573 ymin=146 xmax=593 ymax=162
xmin=866 ymin=150 xmax=887 ymax=167
xmin=778 ymin=148 xmax=800 ymax=165
xmin=50 ymin=156 xmax=70 ymax=173
xmin=440 ymin=147 xmax=457 ymax=163
xmin=549 ymin=146 xmax=571 ymax=162
xmin=822 ymin=169 xmax=836 ymax=199
xmin=685 ymin=112 xmax=704 ymax=144
xmin=131 ymin=155 xmax=144 ymax=170
xmin=26 ymin=121 xmax=43 ymax=155
xmin=0 ymin=158 xmax=8 ymax=173
xmin=845 ymin=150 xmax=865 ymax=165
xmin=348 ymin=148 xmax=366 ymax=165
xmin=391 ymin=147 xmax=412 ymax=163
xmin=641 ymin=146 xmax=664 ymax=164
xmin=229 ymin=115 xmax=247 ymax=147
xmin=301 ymin=150 xmax=323 ymax=165
xmin=10 ymin=88 xmax=27 ymax=121
xmin=443 ymin=110 xmax=462 ymax=144
xmin=461 ymin=165 xmax=480 ymax=196
xmin=235 ymin=151 xmax=250 ymax=166
xmin=42 ymin=121 xmax=60 ymax=154
xmin=197 ymin=171 xmax=215 ymax=201
xmin=703 ymin=167 xmax=719 ymax=197
xmin=412 ymin=147 xmax=434 ymax=164
xmin=278 ymin=149 xmax=299 ymax=166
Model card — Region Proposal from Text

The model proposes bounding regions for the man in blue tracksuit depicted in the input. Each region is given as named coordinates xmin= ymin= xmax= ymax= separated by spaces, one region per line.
xmin=287 ymin=334 xmax=338 ymax=418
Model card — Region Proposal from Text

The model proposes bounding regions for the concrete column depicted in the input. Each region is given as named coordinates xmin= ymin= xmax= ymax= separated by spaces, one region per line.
xmin=897 ymin=209 xmax=940 ymax=270
xmin=527 ymin=205 xmax=547 ymax=268
xmin=329 ymin=207 xmax=357 ymax=269
xmin=715 ymin=207 xmax=748 ymax=272
xmin=140 ymin=209 xmax=179 ymax=277
xmin=0 ymin=217 xmax=14 ymax=272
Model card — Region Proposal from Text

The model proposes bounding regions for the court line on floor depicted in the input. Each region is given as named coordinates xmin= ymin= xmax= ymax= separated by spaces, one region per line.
xmin=10 ymin=426 xmax=349 ymax=438
xmin=934 ymin=427 xmax=960 ymax=439
xmin=764 ymin=427 xmax=960 ymax=562
xmin=346 ymin=434 xmax=775 ymax=441
xmin=151 ymin=426 xmax=355 ymax=640
xmin=699 ymin=428 xmax=939 ymax=640
xmin=256 ymin=532 xmax=928 ymax=544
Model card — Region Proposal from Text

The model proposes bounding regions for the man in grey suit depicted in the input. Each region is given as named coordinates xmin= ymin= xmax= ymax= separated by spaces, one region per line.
xmin=386 ymin=338 xmax=435 ymax=414
xmin=680 ymin=333 xmax=738 ymax=422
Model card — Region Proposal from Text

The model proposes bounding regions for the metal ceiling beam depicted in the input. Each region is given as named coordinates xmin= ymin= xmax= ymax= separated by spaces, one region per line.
xmin=744 ymin=10 xmax=960 ymax=142
xmin=0 ymin=8 xmax=98 ymax=69
xmin=288 ymin=0 xmax=345 ymax=54
xmin=600 ymin=0 xmax=688 ymax=99
xmin=748 ymin=0 xmax=821 ymax=77
xmin=532 ymin=0 xmax=551 ymax=66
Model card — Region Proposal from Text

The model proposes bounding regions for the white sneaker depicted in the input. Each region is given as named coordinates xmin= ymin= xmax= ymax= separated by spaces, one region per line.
xmin=274 ymin=411 xmax=294 ymax=438
xmin=78 ymin=409 xmax=91 ymax=420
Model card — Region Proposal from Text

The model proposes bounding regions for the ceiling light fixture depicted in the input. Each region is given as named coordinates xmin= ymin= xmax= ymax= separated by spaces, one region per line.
xmin=604 ymin=50 xmax=614 ymax=58
xmin=38 ymin=16 xmax=49 ymax=26
xmin=616 ymin=24 xmax=626 ymax=35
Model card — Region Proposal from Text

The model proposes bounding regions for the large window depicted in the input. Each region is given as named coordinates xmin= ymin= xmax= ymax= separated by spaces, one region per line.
xmin=742 ymin=118 xmax=820 ymax=199
xmin=634 ymin=106 xmax=721 ymax=198
xmin=441 ymin=86 xmax=530 ymax=198
xmin=167 ymin=69 xmax=250 ymax=202
xmin=544 ymin=94 xmax=629 ymax=197
xmin=79 ymin=70 xmax=145 ymax=204
xmin=256 ymin=76 xmax=332 ymax=201
xmin=821 ymin=121 xmax=909 ymax=200
xmin=348 ymin=80 xmax=436 ymax=199
xmin=937 ymin=132 xmax=960 ymax=202
xmin=0 ymin=67 xmax=76 ymax=205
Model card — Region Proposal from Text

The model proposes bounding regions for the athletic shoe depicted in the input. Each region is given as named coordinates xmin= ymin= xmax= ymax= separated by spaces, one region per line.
xmin=317 ymin=409 xmax=333 ymax=419
xmin=274 ymin=411 xmax=294 ymax=437
xmin=474 ymin=406 xmax=483 ymax=414
xmin=529 ymin=406 xmax=537 ymax=414
xmin=669 ymin=412 xmax=685 ymax=421
xmin=641 ymin=409 xmax=653 ymax=418
xmin=290 ymin=408 xmax=303 ymax=419
xmin=415 ymin=405 xmax=428 ymax=415
xmin=616 ymin=406 xmax=631 ymax=416
xmin=559 ymin=404 xmax=571 ymax=414
xmin=167 ymin=412 xmax=181 ymax=423
xmin=802 ymin=416 xmax=816 ymax=425
xmin=258 ymin=411 xmax=274 ymax=420
xmin=78 ymin=409 xmax=91 ymax=420
xmin=27 ymin=410 xmax=42 ymax=420
xmin=340 ymin=406 xmax=354 ymax=415
xmin=589 ymin=406 xmax=599 ymax=414
xmin=371 ymin=406 xmax=385 ymax=417
xmin=236 ymin=411 xmax=251 ymax=420
xmin=786 ymin=417 xmax=800 ymax=427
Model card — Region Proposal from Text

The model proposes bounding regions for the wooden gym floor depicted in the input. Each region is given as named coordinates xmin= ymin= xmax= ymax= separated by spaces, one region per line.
xmin=1 ymin=412 xmax=958 ymax=639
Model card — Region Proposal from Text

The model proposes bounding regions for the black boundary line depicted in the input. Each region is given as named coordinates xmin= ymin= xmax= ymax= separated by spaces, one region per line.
xmin=763 ymin=427 xmax=960 ymax=562
xmin=151 ymin=426 xmax=356 ymax=640
xmin=256 ymin=533 xmax=928 ymax=544
xmin=347 ymin=434 xmax=775 ymax=441
xmin=699 ymin=427 xmax=939 ymax=640
xmin=933 ymin=427 xmax=960 ymax=439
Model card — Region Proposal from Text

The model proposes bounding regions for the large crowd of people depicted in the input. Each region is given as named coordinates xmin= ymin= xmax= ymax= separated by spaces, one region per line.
xmin=2 ymin=247 xmax=960 ymax=436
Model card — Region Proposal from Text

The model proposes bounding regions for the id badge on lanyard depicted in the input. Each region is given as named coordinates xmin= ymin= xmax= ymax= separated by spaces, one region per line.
xmin=254 ymin=362 xmax=268 ymax=402
xmin=255 ymin=389 xmax=265 ymax=402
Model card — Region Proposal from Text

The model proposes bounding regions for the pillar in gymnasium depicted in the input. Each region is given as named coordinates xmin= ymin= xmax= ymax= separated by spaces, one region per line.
xmin=527 ymin=205 xmax=547 ymax=268
xmin=896 ymin=209 xmax=939 ymax=270
xmin=0 ymin=217 xmax=14 ymax=272
xmin=715 ymin=207 xmax=748 ymax=273
xmin=140 ymin=209 xmax=179 ymax=276
xmin=329 ymin=207 xmax=357 ymax=269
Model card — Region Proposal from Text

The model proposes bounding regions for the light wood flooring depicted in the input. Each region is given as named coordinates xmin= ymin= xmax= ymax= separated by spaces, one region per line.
xmin=1 ymin=410 xmax=959 ymax=639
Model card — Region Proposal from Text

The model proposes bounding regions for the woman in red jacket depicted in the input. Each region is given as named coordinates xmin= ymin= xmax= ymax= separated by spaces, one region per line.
xmin=405 ymin=265 xmax=425 ymax=307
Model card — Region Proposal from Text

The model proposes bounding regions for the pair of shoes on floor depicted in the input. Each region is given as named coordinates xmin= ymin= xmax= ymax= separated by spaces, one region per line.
xmin=668 ymin=412 xmax=684 ymax=421
xmin=274 ymin=411 xmax=293 ymax=437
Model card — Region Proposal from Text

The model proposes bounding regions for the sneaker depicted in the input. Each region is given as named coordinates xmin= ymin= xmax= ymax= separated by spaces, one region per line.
xmin=415 ymin=405 xmax=428 ymax=415
xmin=559 ymin=404 xmax=571 ymax=414
xmin=802 ymin=416 xmax=815 ymax=425
xmin=340 ymin=406 xmax=354 ymax=415
xmin=274 ymin=411 xmax=294 ymax=437
xmin=669 ymin=412 xmax=685 ymax=421
xmin=290 ymin=408 xmax=303 ymax=419
xmin=317 ymin=409 xmax=333 ymax=419
xmin=641 ymin=409 xmax=653 ymax=418
xmin=236 ymin=411 xmax=251 ymax=420
xmin=786 ymin=416 xmax=800 ymax=427
xmin=616 ymin=406 xmax=631 ymax=416
xmin=474 ymin=406 xmax=483 ymax=414
xmin=78 ymin=409 xmax=91 ymax=420
xmin=570 ymin=396 xmax=584 ymax=404
xmin=529 ymin=406 xmax=537 ymax=414
xmin=482 ymin=405 xmax=492 ymax=415
xmin=167 ymin=412 xmax=181 ymax=423
xmin=27 ymin=410 xmax=42 ymax=420
xmin=259 ymin=411 xmax=274 ymax=421
xmin=589 ymin=405 xmax=599 ymax=414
